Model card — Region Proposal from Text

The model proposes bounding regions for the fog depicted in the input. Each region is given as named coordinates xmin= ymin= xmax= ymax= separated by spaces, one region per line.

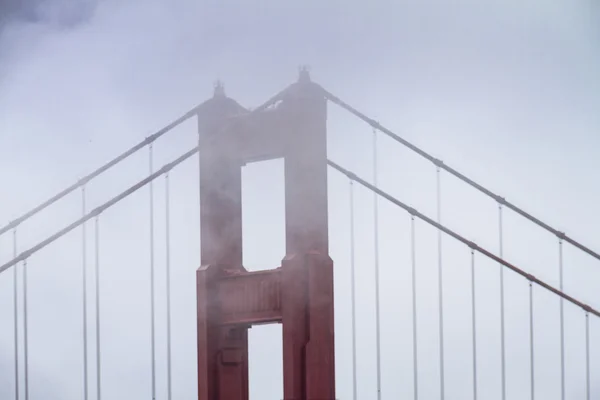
xmin=0 ymin=1 xmax=599 ymax=399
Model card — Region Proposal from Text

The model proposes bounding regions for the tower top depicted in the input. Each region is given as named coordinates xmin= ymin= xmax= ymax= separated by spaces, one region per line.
xmin=298 ymin=65 xmax=311 ymax=84
xmin=213 ymin=80 xmax=226 ymax=98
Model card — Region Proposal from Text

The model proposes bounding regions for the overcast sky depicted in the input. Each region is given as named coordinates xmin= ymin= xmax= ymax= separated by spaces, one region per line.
xmin=0 ymin=1 xmax=599 ymax=399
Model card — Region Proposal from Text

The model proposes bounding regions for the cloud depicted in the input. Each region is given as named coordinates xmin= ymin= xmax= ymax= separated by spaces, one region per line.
xmin=0 ymin=0 xmax=97 ymax=28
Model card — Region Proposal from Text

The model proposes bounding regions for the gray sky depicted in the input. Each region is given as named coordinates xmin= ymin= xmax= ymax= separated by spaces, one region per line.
xmin=1 ymin=0 xmax=599 ymax=399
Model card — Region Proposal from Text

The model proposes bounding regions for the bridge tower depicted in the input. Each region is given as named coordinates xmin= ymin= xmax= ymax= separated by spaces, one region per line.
xmin=196 ymin=69 xmax=336 ymax=400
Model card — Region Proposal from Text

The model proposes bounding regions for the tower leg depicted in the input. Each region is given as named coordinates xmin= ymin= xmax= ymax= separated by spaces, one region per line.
xmin=281 ymin=253 xmax=335 ymax=400
xmin=217 ymin=327 xmax=249 ymax=400
xmin=305 ymin=252 xmax=336 ymax=400
xmin=197 ymin=265 xmax=249 ymax=400
xmin=281 ymin=254 xmax=308 ymax=400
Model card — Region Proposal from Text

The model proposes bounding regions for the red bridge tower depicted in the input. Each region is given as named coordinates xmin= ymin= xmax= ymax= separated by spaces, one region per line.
xmin=196 ymin=69 xmax=336 ymax=400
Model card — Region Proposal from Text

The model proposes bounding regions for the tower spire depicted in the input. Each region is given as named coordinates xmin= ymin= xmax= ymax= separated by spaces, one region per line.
xmin=213 ymin=80 xmax=225 ymax=98
xmin=298 ymin=65 xmax=311 ymax=84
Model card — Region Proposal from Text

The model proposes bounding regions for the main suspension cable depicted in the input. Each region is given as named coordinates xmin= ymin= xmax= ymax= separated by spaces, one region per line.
xmin=327 ymin=160 xmax=600 ymax=318
xmin=81 ymin=187 xmax=89 ymax=400
xmin=0 ymin=106 xmax=200 ymax=239
xmin=149 ymin=145 xmax=157 ymax=400
xmin=165 ymin=173 xmax=173 ymax=400
xmin=13 ymin=229 xmax=19 ymax=400
xmin=498 ymin=204 xmax=506 ymax=400
xmin=372 ymin=127 xmax=382 ymax=400
xmin=319 ymin=86 xmax=600 ymax=263
xmin=0 ymin=147 xmax=199 ymax=275
xmin=436 ymin=166 xmax=446 ymax=400
xmin=349 ymin=179 xmax=358 ymax=400
xmin=410 ymin=215 xmax=419 ymax=400
xmin=0 ymin=81 xmax=292 ymax=240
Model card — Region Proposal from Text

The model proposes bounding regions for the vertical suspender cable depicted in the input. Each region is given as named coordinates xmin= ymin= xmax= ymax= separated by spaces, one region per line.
xmin=558 ymin=238 xmax=565 ymax=400
xmin=349 ymin=180 xmax=358 ymax=400
xmin=94 ymin=216 xmax=102 ymax=400
xmin=13 ymin=229 xmax=19 ymax=400
xmin=529 ymin=281 xmax=535 ymax=400
xmin=196 ymin=114 xmax=204 ymax=400
xmin=149 ymin=144 xmax=157 ymax=400
xmin=197 ymin=114 xmax=203 ymax=261
xmin=372 ymin=128 xmax=382 ymax=400
xmin=22 ymin=259 xmax=29 ymax=400
xmin=498 ymin=204 xmax=506 ymax=400
xmin=165 ymin=173 xmax=173 ymax=400
xmin=470 ymin=249 xmax=478 ymax=400
xmin=585 ymin=312 xmax=590 ymax=400
xmin=410 ymin=215 xmax=419 ymax=400
xmin=436 ymin=166 xmax=446 ymax=400
xmin=81 ymin=187 xmax=89 ymax=400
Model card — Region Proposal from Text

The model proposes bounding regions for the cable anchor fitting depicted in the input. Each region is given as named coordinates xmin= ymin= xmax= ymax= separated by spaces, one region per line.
xmin=7 ymin=219 xmax=20 ymax=230
xmin=495 ymin=195 xmax=506 ymax=205
xmin=144 ymin=132 xmax=160 ymax=146
xmin=20 ymin=249 xmax=32 ymax=261
xmin=89 ymin=207 xmax=103 ymax=218
xmin=433 ymin=158 xmax=444 ymax=168
xmin=77 ymin=176 xmax=91 ymax=186
xmin=365 ymin=117 xmax=380 ymax=130
xmin=467 ymin=241 xmax=479 ymax=251
xmin=346 ymin=171 xmax=359 ymax=182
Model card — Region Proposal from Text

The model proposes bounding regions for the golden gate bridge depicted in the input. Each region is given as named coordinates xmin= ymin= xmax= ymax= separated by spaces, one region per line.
xmin=0 ymin=69 xmax=597 ymax=400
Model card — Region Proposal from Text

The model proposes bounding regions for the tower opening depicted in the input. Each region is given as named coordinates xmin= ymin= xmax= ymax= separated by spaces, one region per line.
xmin=241 ymin=158 xmax=285 ymax=271
xmin=248 ymin=324 xmax=283 ymax=399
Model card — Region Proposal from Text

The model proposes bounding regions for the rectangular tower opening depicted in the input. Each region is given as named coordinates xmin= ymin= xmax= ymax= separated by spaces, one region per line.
xmin=241 ymin=157 xmax=285 ymax=271
xmin=248 ymin=324 xmax=283 ymax=399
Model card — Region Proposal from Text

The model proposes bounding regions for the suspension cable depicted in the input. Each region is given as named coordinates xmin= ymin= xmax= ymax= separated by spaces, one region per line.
xmin=436 ymin=166 xmax=446 ymax=400
xmin=0 ymin=84 xmax=292 ymax=240
xmin=94 ymin=216 xmax=102 ymax=400
xmin=81 ymin=187 xmax=89 ymax=400
xmin=319 ymin=86 xmax=600 ymax=263
xmin=585 ymin=312 xmax=590 ymax=400
xmin=196 ymin=114 xmax=202 ymax=255
xmin=327 ymin=160 xmax=600 ymax=318
xmin=13 ymin=229 xmax=19 ymax=400
xmin=165 ymin=173 xmax=173 ymax=400
xmin=410 ymin=215 xmax=419 ymax=400
xmin=349 ymin=180 xmax=358 ymax=400
xmin=498 ymin=204 xmax=506 ymax=400
xmin=22 ymin=259 xmax=29 ymax=400
xmin=372 ymin=127 xmax=382 ymax=400
xmin=529 ymin=281 xmax=535 ymax=400
xmin=471 ymin=249 xmax=478 ymax=400
xmin=0 ymin=108 xmax=198 ymax=239
xmin=0 ymin=147 xmax=199 ymax=275
xmin=558 ymin=238 xmax=565 ymax=400
xmin=149 ymin=145 xmax=157 ymax=400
